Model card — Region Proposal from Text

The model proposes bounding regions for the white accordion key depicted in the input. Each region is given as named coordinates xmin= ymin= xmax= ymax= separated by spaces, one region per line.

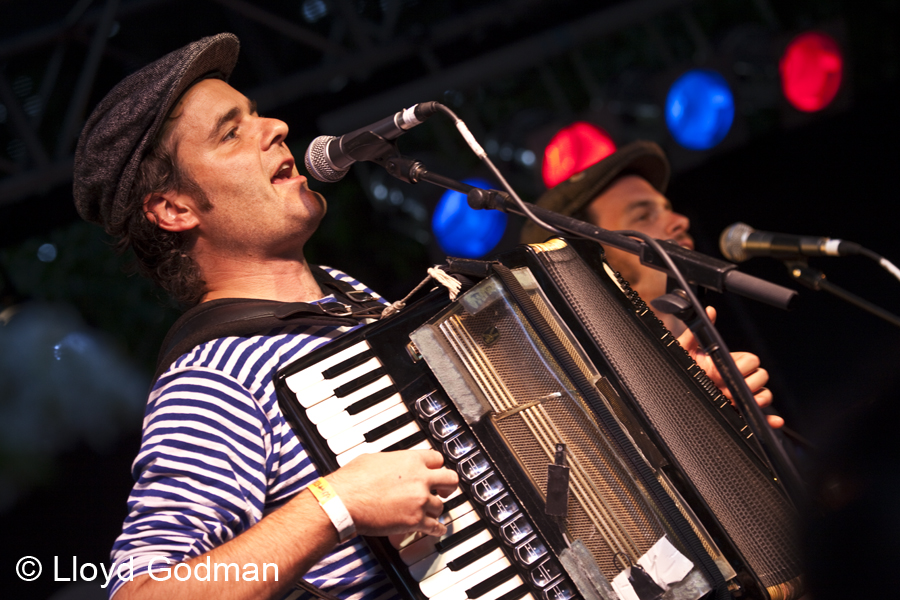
xmin=400 ymin=509 xmax=481 ymax=566
xmin=440 ymin=500 xmax=475 ymax=525
xmin=317 ymin=392 xmax=404 ymax=441
xmin=430 ymin=559 xmax=529 ymax=600
xmin=284 ymin=341 xmax=370 ymax=394
xmin=326 ymin=402 xmax=410 ymax=454
xmin=305 ymin=374 xmax=393 ymax=423
xmin=300 ymin=356 xmax=383 ymax=408
xmin=408 ymin=529 xmax=494 ymax=581
xmin=409 ymin=439 xmax=433 ymax=451
xmin=336 ymin=420 xmax=422 ymax=466
xmin=419 ymin=547 xmax=507 ymax=598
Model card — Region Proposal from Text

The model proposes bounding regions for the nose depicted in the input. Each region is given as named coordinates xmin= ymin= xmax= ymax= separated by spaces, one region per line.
xmin=666 ymin=210 xmax=690 ymax=237
xmin=261 ymin=117 xmax=288 ymax=150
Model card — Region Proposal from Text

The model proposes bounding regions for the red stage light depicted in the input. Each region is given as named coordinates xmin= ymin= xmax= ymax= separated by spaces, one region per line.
xmin=780 ymin=31 xmax=843 ymax=113
xmin=542 ymin=122 xmax=616 ymax=188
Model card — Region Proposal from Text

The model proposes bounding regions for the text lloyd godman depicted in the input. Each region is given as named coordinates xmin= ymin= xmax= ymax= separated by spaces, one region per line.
xmin=52 ymin=556 xmax=279 ymax=587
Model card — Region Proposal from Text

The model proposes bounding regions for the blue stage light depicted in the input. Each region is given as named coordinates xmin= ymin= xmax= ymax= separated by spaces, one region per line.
xmin=665 ymin=70 xmax=735 ymax=150
xmin=432 ymin=179 xmax=507 ymax=258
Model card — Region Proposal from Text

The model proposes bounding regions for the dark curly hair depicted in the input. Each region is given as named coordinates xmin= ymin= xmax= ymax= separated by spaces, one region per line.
xmin=110 ymin=112 xmax=213 ymax=307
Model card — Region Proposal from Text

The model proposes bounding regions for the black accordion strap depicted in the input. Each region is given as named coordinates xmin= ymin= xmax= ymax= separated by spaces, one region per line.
xmin=154 ymin=266 xmax=384 ymax=382
xmin=490 ymin=261 xmax=731 ymax=600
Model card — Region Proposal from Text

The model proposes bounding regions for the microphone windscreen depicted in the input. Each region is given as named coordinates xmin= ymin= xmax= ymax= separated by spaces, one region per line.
xmin=305 ymin=136 xmax=348 ymax=183
xmin=719 ymin=222 xmax=755 ymax=262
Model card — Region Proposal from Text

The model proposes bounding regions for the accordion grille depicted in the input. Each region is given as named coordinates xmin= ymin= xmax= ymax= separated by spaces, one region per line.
xmin=440 ymin=299 xmax=669 ymax=582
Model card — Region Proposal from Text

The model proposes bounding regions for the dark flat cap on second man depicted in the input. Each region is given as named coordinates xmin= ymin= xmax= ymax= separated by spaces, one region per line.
xmin=73 ymin=33 xmax=240 ymax=236
xmin=519 ymin=140 xmax=671 ymax=244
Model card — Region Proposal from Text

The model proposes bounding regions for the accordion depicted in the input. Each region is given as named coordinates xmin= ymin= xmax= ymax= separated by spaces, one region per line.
xmin=275 ymin=238 xmax=803 ymax=600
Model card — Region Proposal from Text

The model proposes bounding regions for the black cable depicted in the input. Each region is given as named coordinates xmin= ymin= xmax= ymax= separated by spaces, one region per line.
xmin=432 ymin=102 xmax=565 ymax=237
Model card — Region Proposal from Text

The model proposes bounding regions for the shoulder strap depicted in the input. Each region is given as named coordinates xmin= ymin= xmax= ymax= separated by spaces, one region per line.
xmin=153 ymin=267 xmax=384 ymax=381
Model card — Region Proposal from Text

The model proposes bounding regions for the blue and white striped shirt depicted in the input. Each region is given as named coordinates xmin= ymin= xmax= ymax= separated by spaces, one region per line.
xmin=110 ymin=268 xmax=399 ymax=600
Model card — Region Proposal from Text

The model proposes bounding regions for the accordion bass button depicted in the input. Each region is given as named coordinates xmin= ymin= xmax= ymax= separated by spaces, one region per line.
xmin=417 ymin=391 xmax=449 ymax=418
xmin=471 ymin=472 xmax=505 ymax=503
xmin=542 ymin=578 xmax=576 ymax=600
xmin=443 ymin=431 xmax=477 ymax=461
xmin=529 ymin=558 xmax=562 ymax=588
xmin=430 ymin=410 xmax=463 ymax=439
xmin=484 ymin=493 xmax=520 ymax=525
xmin=458 ymin=451 xmax=491 ymax=480
xmin=514 ymin=535 xmax=548 ymax=566
xmin=500 ymin=514 xmax=534 ymax=545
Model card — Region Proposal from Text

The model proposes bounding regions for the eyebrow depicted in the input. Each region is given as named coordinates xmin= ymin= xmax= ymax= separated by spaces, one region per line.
xmin=207 ymin=99 xmax=259 ymax=142
xmin=625 ymin=198 xmax=672 ymax=212
xmin=625 ymin=199 xmax=659 ymax=213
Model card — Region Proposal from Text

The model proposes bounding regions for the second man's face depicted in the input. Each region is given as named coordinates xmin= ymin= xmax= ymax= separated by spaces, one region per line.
xmin=583 ymin=174 xmax=692 ymax=304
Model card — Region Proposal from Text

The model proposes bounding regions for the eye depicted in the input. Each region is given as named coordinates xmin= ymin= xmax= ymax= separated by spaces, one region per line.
xmin=223 ymin=127 xmax=237 ymax=141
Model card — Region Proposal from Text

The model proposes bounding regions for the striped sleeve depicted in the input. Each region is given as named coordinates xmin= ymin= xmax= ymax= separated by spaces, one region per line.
xmin=108 ymin=366 xmax=282 ymax=593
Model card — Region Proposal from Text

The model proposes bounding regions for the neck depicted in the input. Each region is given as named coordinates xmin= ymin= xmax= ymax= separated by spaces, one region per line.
xmin=197 ymin=253 xmax=325 ymax=303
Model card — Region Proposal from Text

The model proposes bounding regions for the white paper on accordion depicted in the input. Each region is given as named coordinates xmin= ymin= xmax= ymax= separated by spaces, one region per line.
xmin=611 ymin=536 xmax=694 ymax=600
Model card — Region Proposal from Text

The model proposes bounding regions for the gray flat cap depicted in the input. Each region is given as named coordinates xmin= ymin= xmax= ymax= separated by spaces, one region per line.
xmin=73 ymin=33 xmax=240 ymax=235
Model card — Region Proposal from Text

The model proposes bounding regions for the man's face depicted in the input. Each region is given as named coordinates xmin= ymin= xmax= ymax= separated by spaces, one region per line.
xmin=583 ymin=174 xmax=692 ymax=303
xmin=167 ymin=78 xmax=326 ymax=259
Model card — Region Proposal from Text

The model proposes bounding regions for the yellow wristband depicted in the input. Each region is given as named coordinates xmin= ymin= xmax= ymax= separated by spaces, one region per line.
xmin=309 ymin=477 xmax=356 ymax=542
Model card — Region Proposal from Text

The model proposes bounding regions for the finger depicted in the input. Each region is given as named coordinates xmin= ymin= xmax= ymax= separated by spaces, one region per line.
xmin=676 ymin=325 xmax=699 ymax=353
xmin=731 ymin=352 xmax=762 ymax=377
xmin=430 ymin=468 xmax=460 ymax=496
xmin=753 ymin=386 xmax=773 ymax=408
xmin=419 ymin=517 xmax=447 ymax=537
xmin=743 ymin=368 xmax=769 ymax=394
xmin=419 ymin=449 xmax=446 ymax=469
xmin=719 ymin=372 xmax=769 ymax=401
xmin=424 ymin=494 xmax=445 ymax=519
xmin=677 ymin=306 xmax=716 ymax=353
xmin=767 ymin=414 xmax=784 ymax=429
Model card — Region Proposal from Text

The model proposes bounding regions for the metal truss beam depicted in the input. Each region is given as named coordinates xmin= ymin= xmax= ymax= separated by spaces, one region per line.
xmin=316 ymin=0 xmax=695 ymax=132
xmin=0 ymin=0 xmax=693 ymax=206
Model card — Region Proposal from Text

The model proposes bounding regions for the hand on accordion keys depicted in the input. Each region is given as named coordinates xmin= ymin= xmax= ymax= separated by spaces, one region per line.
xmin=676 ymin=306 xmax=784 ymax=429
xmin=327 ymin=449 xmax=460 ymax=538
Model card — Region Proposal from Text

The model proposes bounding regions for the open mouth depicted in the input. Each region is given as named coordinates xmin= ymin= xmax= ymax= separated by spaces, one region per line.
xmin=272 ymin=160 xmax=295 ymax=183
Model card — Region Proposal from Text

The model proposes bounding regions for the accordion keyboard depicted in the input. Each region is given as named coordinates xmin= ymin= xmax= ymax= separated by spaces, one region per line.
xmin=286 ymin=340 xmax=432 ymax=465
xmin=280 ymin=329 xmax=575 ymax=600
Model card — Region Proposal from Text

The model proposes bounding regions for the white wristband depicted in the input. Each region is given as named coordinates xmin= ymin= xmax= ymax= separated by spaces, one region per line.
xmin=309 ymin=477 xmax=357 ymax=542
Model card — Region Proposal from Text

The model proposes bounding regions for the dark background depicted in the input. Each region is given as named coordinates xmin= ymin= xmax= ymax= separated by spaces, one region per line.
xmin=1 ymin=0 xmax=898 ymax=598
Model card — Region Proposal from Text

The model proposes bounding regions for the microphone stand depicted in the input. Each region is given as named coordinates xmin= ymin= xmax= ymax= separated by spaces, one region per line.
xmin=785 ymin=260 xmax=900 ymax=328
xmin=362 ymin=149 xmax=808 ymax=508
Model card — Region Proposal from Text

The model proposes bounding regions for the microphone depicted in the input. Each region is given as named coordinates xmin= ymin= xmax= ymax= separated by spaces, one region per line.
xmin=305 ymin=102 xmax=440 ymax=182
xmin=719 ymin=222 xmax=861 ymax=262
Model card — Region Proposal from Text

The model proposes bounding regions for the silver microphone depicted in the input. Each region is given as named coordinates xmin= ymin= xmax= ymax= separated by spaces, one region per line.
xmin=719 ymin=222 xmax=859 ymax=262
xmin=304 ymin=102 xmax=439 ymax=182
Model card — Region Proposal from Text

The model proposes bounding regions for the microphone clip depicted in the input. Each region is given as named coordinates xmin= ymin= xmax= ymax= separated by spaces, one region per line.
xmin=341 ymin=132 xmax=400 ymax=166
xmin=337 ymin=134 xmax=428 ymax=185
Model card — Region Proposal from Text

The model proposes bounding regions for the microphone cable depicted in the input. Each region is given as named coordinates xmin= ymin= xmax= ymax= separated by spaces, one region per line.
xmin=431 ymin=103 xmax=565 ymax=238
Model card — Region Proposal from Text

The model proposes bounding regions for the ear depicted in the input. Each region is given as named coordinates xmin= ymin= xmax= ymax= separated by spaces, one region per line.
xmin=143 ymin=190 xmax=201 ymax=232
